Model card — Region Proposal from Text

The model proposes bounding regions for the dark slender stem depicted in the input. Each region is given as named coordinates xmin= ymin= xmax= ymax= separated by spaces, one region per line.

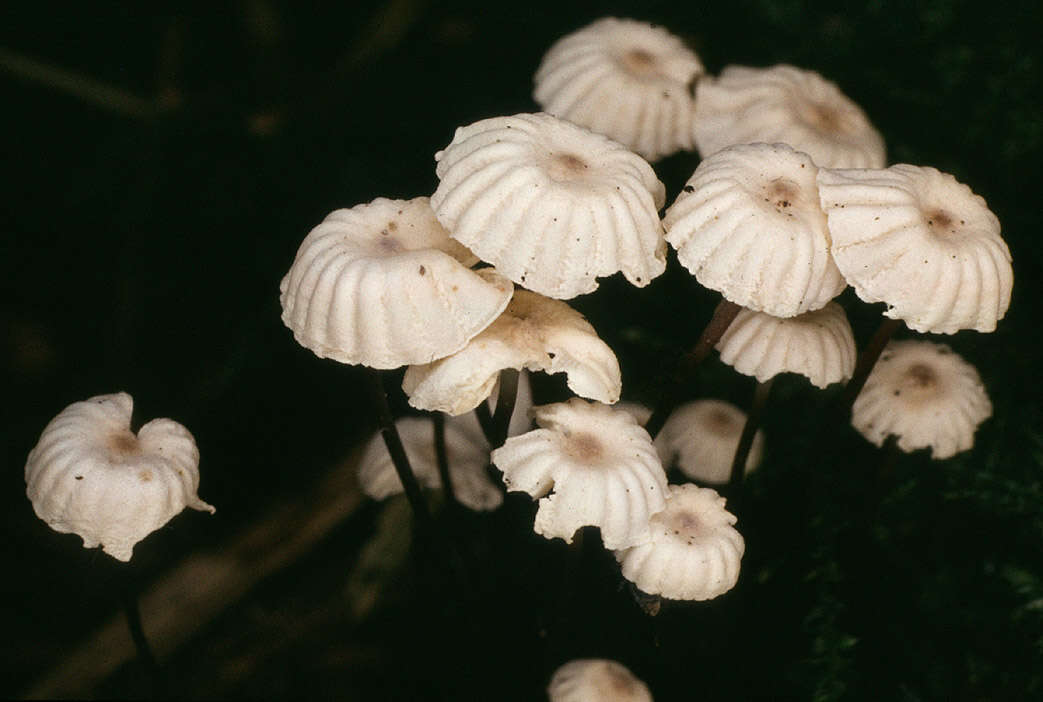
xmin=118 ymin=574 xmax=163 ymax=699
xmin=645 ymin=298 xmax=742 ymax=439
xmin=432 ymin=412 xmax=456 ymax=506
xmin=727 ymin=377 xmax=774 ymax=510
xmin=365 ymin=369 xmax=432 ymax=530
xmin=474 ymin=401 xmax=495 ymax=446
xmin=490 ymin=369 xmax=519 ymax=448
xmin=840 ymin=317 xmax=903 ymax=415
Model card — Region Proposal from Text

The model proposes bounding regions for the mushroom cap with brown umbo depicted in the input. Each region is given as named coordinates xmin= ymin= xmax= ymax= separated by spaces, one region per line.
xmin=851 ymin=340 xmax=992 ymax=459
xmin=817 ymin=164 xmax=1012 ymax=334
xmin=534 ymin=17 xmax=704 ymax=162
xmin=693 ymin=64 xmax=886 ymax=169
xmin=279 ymin=197 xmax=513 ymax=368
xmin=663 ymin=142 xmax=846 ymax=317
xmin=24 ymin=392 xmax=215 ymax=562
xmin=655 ymin=399 xmax=764 ymax=485
xmin=431 ymin=113 xmax=667 ymax=300
xmin=491 ymin=398 xmax=667 ymax=549
xmin=548 ymin=658 xmax=653 ymax=702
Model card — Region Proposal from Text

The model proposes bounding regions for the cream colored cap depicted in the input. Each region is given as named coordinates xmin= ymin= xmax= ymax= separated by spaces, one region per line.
xmin=655 ymin=399 xmax=763 ymax=485
xmin=548 ymin=659 xmax=653 ymax=702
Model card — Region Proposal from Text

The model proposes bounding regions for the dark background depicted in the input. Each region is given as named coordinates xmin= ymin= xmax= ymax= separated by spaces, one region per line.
xmin=3 ymin=1 xmax=1041 ymax=699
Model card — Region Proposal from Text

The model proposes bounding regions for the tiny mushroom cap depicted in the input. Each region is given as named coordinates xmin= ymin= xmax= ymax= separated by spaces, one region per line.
xmin=715 ymin=302 xmax=856 ymax=388
xmin=548 ymin=658 xmax=653 ymax=702
xmin=279 ymin=197 xmax=513 ymax=368
xmin=430 ymin=112 xmax=667 ymax=299
xmin=24 ymin=392 xmax=215 ymax=562
xmin=817 ymin=164 xmax=1012 ymax=334
xmin=491 ymin=398 xmax=668 ymax=549
xmin=655 ymin=399 xmax=764 ymax=485
xmin=693 ymin=64 xmax=886 ymax=169
xmin=614 ymin=484 xmax=744 ymax=601
xmin=534 ymin=16 xmax=704 ymax=162
xmin=402 ymin=289 xmax=620 ymax=416
xmin=358 ymin=415 xmax=503 ymax=511
xmin=851 ymin=340 xmax=992 ymax=459
xmin=663 ymin=142 xmax=846 ymax=317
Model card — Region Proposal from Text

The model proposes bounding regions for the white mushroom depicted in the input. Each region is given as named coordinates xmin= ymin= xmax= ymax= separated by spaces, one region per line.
xmin=548 ymin=658 xmax=653 ymax=702
xmin=655 ymin=399 xmax=764 ymax=485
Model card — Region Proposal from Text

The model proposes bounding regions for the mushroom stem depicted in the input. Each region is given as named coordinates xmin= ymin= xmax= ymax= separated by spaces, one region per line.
xmin=431 ymin=412 xmax=456 ymax=506
xmin=645 ymin=298 xmax=742 ymax=438
xmin=727 ymin=377 xmax=774 ymax=507
xmin=365 ymin=369 xmax=432 ymax=530
xmin=490 ymin=368 xmax=519 ymax=447
xmin=119 ymin=576 xmax=163 ymax=697
xmin=840 ymin=317 xmax=904 ymax=414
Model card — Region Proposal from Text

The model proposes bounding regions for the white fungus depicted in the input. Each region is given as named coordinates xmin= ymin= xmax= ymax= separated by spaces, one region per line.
xmin=655 ymin=399 xmax=764 ymax=485
xmin=548 ymin=658 xmax=653 ymax=702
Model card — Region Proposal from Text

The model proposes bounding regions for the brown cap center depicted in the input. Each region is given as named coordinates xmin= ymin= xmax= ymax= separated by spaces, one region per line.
xmin=546 ymin=153 xmax=589 ymax=182
xmin=621 ymin=48 xmax=658 ymax=76
xmin=925 ymin=208 xmax=961 ymax=235
xmin=108 ymin=430 xmax=140 ymax=457
xmin=564 ymin=431 xmax=604 ymax=463
xmin=905 ymin=363 xmax=938 ymax=389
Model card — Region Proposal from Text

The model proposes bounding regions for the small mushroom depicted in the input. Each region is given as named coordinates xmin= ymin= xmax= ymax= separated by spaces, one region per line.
xmin=851 ymin=340 xmax=992 ymax=459
xmin=24 ymin=392 xmax=215 ymax=562
xmin=431 ymin=113 xmax=667 ymax=299
xmin=655 ymin=399 xmax=764 ymax=485
xmin=534 ymin=17 xmax=704 ymax=162
xmin=548 ymin=658 xmax=653 ymax=702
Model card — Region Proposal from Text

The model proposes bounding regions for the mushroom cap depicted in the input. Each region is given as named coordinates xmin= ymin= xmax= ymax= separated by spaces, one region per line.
xmin=358 ymin=415 xmax=503 ymax=511
xmin=817 ymin=165 xmax=1012 ymax=334
xmin=548 ymin=658 xmax=653 ymax=702
xmin=430 ymin=112 xmax=667 ymax=299
xmin=402 ymin=289 xmax=621 ymax=415
xmin=614 ymin=484 xmax=744 ymax=601
xmin=491 ymin=398 xmax=668 ymax=549
xmin=24 ymin=393 xmax=215 ymax=562
xmin=693 ymin=64 xmax=886 ymax=169
xmin=279 ymin=197 xmax=513 ymax=368
xmin=534 ymin=17 xmax=704 ymax=162
xmin=716 ymin=302 xmax=856 ymax=388
xmin=655 ymin=399 xmax=764 ymax=485
xmin=663 ymin=142 xmax=846 ymax=317
xmin=851 ymin=340 xmax=992 ymax=459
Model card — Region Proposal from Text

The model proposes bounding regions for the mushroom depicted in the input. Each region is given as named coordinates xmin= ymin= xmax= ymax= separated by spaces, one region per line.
xmin=693 ymin=64 xmax=886 ymax=169
xmin=402 ymin=289 xmax=621 ymax=416
xmin=358 ymin=415 xmax=503 ymax=511
xmin=817 ymin=164 xmax=1013 ymax=334
xmin=24 ymin=392 xmax=215 ymax=562
xmin=715 ymin=302 xmax=856 ymax=389
xmin=534 ymin=17 xmax=704 ymax=162
xmin=655 ymin=399 xmax=764 ymax=485
xmin=279 ymin=196 xmax=513 ymax=368
xmin=851 ymin=340 xmax=992 ymax=459
xmin=663 ymin=142 xmax=846 ymax=318
xmin=491 ymin=398 xmax=668 ymax=549
xmin=614 ymin=484 xmax=744 ymax=601
xmin=430 ymin=112 xmax=667 ymax=299
xmin=548 ymin=658 xmax=653 ymax=702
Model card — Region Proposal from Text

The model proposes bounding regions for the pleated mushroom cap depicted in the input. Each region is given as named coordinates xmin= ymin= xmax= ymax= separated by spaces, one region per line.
xmin=402 ymin=289 xmax=621 ymax=415
xmin=851 ymin=340 xmax=992 ymax=459
xmin=663 ymin=142 xmax=846 ymax=316
xmin=431 ymin=113 xmax=667 ymax=299
xmin=614 ymin=484 xmax=744 ymax=601
xmin=548 ymin=659 xmax=653 ymax=702
xmin=716 ymin=302 xmax=856 ymax=388
xmin=818 ymin=165 xmax=1012 ymax=334
xmin=693 ymin=64 xmax=886 ymax=169
xmin=24 ymin=393 xmax=215 ymax=562
xmin=279 ymin=197 xmax=513 ymax=368
xmin=491 ymin=399 xmax=668 ymax=549
xmin=534 ymin=17 xmax=704 ymax=162
xmin=655 ymin=399 xmax=763 ymax=485
xmin=358 ymin=415 xmax=503 ymax=511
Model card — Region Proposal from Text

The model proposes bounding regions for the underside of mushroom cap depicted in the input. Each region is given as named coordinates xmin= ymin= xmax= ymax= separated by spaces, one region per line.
xmin=818 ymin=165 xmax=1012 ymax=334
xmin=402 ymin=289 xmax=621 ymax=415
xmin=358 ymin=415 xmax=503 ymax=511
xmin=279 ymin=197 xmax=513 ymax=368
xmin=693 ymin=64 xmax=886 ymax=169
xmin=431 ymin=113 xmax=667 ymax=299
xmin=655 ymin=399 xmax=763 ymax=485
xmin=24 ymin=392 xmax=215 ymax=562
xmin=548 ymin=658 xmax=653 ymax=702
xmin=614 ymin=484 xmax=744 ymax=601
xmin=534 ymin=17 xmax=704 ymax=162
xmin=851 ymin=340 xmax=992 ymax=459
xmin=491 ymin=398 xmax=667 ymax=549
xmin=716 ymin=302 xmax=856 ymax=388
xmin=663 ymin=142 xmax=846 ymax=316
